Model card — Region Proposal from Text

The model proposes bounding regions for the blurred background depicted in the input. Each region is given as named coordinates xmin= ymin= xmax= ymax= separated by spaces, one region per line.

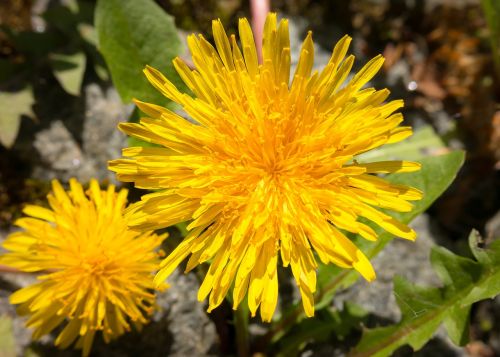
xmin=0 ymin=0 xmax=499 ymax=356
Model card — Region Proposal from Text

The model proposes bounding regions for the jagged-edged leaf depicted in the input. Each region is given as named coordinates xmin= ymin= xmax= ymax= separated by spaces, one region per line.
xmin=350 ymin=230 xmax=500 ymax=357
xmin=50 ymin=52 xmax=86 ymax=96
xmin=269 ymin=151 xmax=465 ymax=343
xmin=0 ymin=86 xmax=35 ymax=148
xmin=95 ymin=0 xmax=183 ymax=105
xmin=461 ymin=230 xmax=500 ymax=305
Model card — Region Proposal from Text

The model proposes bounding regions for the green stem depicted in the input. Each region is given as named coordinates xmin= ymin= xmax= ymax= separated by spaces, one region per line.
xmin=234 ymin=305 xmax=250 ymax=357
xmin=481 ymin=0 xmax=500 ymax=79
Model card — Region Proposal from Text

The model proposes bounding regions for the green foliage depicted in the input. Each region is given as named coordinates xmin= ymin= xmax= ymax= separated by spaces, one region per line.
xmin=1 ymin=1 xmax=99 ymax=90
xmin=49 ymin=52 xmax=87 ymax=96
xmin=481 ymin=0 xmax=500 ymax=77
xmin=95 ymin=0 xmax=183 ymax=105
xmin=0 ymin=315 xmax=15 ymax=357
xmin=350 ymin=230 xmax=500 ymax=357
xmin=0 ymin=1 xmax=106 ymax=148
xmin=274 ymin=303 xmax=368 ymax=357
xmin=0 ymin=87 xmax=34 ymax=148
xmin=268 ymin=150 xmax=465 ymax=345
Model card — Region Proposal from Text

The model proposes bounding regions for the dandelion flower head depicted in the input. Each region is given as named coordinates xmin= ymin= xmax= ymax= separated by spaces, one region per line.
xmin=0 ymin=179 xmax=166 ymax=356
xmin=109 ymin=13 xmax=423 ymax=321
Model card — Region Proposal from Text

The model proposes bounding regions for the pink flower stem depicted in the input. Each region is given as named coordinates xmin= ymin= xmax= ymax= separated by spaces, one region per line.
xmin=250 ymin=0 xmax=270 ymax=63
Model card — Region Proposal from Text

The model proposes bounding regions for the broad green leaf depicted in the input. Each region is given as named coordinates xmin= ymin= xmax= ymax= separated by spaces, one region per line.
xmin=268 ymin=151 xmax=465 ymax=343
xmin=0 ymin=87 xmax=35 ymax=148
xmin=95 ymin=0 xmax=183 ymax=105
xmin=50 ymin=52 xmax=87 ymax=96
xmin=357 ymin=125 xmax=445 ymax=162
xmin=0 ymin=315 xmax=15 ymax=357
xmin=350 ymin=230 xmax=500 ymax=357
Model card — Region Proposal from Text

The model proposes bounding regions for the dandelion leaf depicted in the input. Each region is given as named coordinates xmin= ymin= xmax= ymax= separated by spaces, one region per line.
xmin=350 ymin=230 xmax=500 ymax=357
xmin=95 ymin=0 xmax=183 ymax=104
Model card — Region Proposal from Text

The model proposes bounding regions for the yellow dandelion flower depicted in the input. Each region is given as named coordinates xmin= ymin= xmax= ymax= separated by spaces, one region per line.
xmin=109 ymin=13 xmax=423 ymax=321
xmin=0 ymin=179 xmax=166 ymax=356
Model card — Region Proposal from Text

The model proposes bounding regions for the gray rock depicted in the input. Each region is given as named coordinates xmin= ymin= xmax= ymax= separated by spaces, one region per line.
xmin=486 ymin=210 xmax=500 ymax=241
xmin=334 ymin=214 xmax=440 ymax=321
xmin=82 ymin=84 xmax=130 ymax=182
xmin=33 ymin=120 xmax=93 ymax=182
xmin=32 ymin=83 xmax=129 ymax=185
xmin=155 ymin=269 xmax=218 ymax=356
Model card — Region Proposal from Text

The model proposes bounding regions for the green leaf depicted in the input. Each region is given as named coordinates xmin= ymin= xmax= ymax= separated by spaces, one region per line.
xmin=461 ymin=230 xmax=500 ymax=305
xmin=50 ymin=52 xmax=87 ymax=96
xmin=43 ymin=4 xmax=79 ymax=35
xmin=274 ymin=303 xmax=368 ymax=357
xmin=78 ymin=23 xmax=98 ymax=47
xmin=4 ymin=29 xmax=62 ymax=58
xmin=350 ymin=230 xmax=500 ymax=357
xmin=95 ymin=0 xmax=183 ymax=104
xmin=443 ymin=304 xmax=471 ymax=346
xmin=357 ymin=125 xmax=446 ymax=162
xmin=0 ymin=86 xmax=35 ymax=148
xmin=0 ymin=315 xmax=15 ymax=357
xmin=268 ymin=151 xmax=465 ymax=343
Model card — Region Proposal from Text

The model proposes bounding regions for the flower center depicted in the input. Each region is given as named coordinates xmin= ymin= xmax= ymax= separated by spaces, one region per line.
xmin=79 ymin=256 xmax=113 ymax=277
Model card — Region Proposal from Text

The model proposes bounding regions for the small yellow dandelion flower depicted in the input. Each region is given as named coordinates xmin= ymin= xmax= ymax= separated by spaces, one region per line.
xmin=0 ymin=179 xmax=166 ymax=356
xmin=109 ymin=13 xmax=423 ymax=321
